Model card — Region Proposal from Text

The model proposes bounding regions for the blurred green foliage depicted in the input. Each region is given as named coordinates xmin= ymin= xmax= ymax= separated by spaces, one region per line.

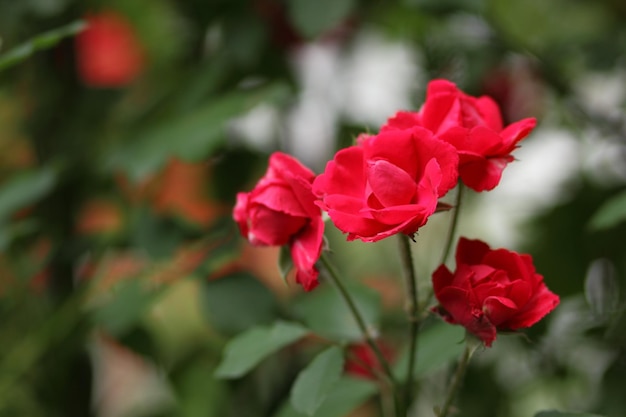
xmin=0 ymin=0 xmax=625 ymax=416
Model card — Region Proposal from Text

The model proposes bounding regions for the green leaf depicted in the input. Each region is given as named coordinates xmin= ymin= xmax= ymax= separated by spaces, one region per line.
xmin=129 ymin=206 xmax=185 ymax=258
xmin=293 ymin=281 xmax=380 ymax=342
xmin=92 ymin=279 xmax=164 ymax=336
xmin=489 ymin=0 xmax=609 ymax=52
xmin=276 ymin=377 xmax=376 ymax=417
xmin=176 ymin=362 xmax=229 ymax=417
xmin=290 ymin=346 xmax=345 ymax=416
xmin=278 ymin=246 xmax=294 ymax=286
xmin=588 ymin=190 xmax=626 ymax=231
xmin=215 ymin=321 xmax=309 ymax=379
xmin=287 ymin=0 xmax=355 ymax=38
xmin=0 ymin=165 xmax=58 ymax=222
xmin=393 ymin=322 xmax=465 ymax=379
xmin=534 ymin=411 xmax=605 ymax=417
xmin=104 ymin=82 xmax=291 ymax=181
xmin=0 ymin=20 xmax=86 ymax=70
xmin=0 ymin=219 xmax=39 ymax=251
xmin=201 ymin=272 xmax=279 ymax=335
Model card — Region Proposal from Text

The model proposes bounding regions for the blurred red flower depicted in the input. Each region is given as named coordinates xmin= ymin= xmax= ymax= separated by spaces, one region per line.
xmin=344 ymin=341 xmax=394 ymax=380
xmin=76 ymin=11 xmax=144 ymax=87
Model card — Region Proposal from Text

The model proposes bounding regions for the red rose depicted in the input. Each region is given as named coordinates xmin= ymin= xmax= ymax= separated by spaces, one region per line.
xmin=76 ymin=11 xmax=144 ymax=87
xmin=383 ymin=79 xmax=536 ymax=192
xmin=233 ymin=152 xmax=324 ymax=291
xmin=432 ymin=237 xmax=559 ymax=347
xmin=313 ymin=127 xmax=458 ymax=242
xmin=344 ymin=341 xmax=394 ymax=380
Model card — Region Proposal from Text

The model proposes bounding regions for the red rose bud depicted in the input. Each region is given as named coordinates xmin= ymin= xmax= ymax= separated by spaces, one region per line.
xmin=76 ymin=11 xmax=145 ymax=87
xmin=233 ymin=152 xmax=324 ymax=291
xmin=382 ymin=79 xmax=536 ymax=192
xmin=344 ymin=341 xmax=394 ymax=380
xmin=313 ymin=127 xmax=458 ymax=242
xmin=432 ymin=237 xmax=559 ymax=347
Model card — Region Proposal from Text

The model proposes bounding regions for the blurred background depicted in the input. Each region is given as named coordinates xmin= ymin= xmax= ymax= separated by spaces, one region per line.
xmin=0 ymin=0 xmax=625 ymax=416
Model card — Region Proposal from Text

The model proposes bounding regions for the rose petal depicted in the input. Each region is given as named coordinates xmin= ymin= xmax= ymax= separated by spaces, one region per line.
xmin=290 ymin=217 xmax=324 ymax=291
xmin=365 ymin=204 xmax=431 ymax=226
xmin=283 ymin=175 xmax=320 ymax=219
xmin=294 ymin=266 xmax=320 ymax=292
xmin=247 ymin=204 xmax=307 ymax=246
xmin=505 ymin=278 xmax=532 ymax=306
xmin=233 ymin=192 xmax=250 ymax=238
xmin=500 ymin=118 xmax=536 ymax=150
xmin=458 ymin=155 xmax=512 ymax=192
xmin=436 ymin=286 xmax=497 ymax=346
xmin=432 ymin=264 xmax=456 ymax=294
xmin=421 ymin=92 xmax=461 ymax=134
xmin=466 ymin=126 xmax=505 ymax=155
xmin=252 ymin=183 xmax=312 ymax=218
xmin=502 ymin=282 xmax=560 ymax=329
xmin=416 ymin=158 xmax=444 ymax=205
xmin=475 ymin=96 xmax=503 ymax=131
xmin=265 ymin=152 xmax=315 ymax=183
xmin=483 ymin=249 xmax=531 ymax=283
xmin=313 ymin=146 xmax=366 ymax=199
xmin=366 ymin=159 xmax=417 ymax=207
xmin=291 ymin=216 xmax=324 ymax=272
xmin=455 ymin=237 xmax=491 ymax=266
xmin=483 ymin=296 xmax=518 ymax=326
xmin=382 ymin=111 xmax=421 ymax=131
xmin=362 ymin=129 xmax=425 ymax=181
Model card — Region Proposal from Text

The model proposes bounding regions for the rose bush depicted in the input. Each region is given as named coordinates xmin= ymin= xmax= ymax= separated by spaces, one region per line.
xmin=233 ymin=152 xmax=323 ymax=291
xmin=382 ymin=79 xmax=536 ymax=192
xmin=313 ymin=127 xmax=458 ymax=242
xmin=432 ymin=237 xmax=559 ymax=346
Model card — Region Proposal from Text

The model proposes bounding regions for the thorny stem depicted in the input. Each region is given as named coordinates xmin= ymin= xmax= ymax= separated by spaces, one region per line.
xmin=398 ymin=234 xmax=419 ymax=412
xmin=319 ymin=253 xmax=401 ymax=416
xmin=437 ymin=341 xmax=476 ymax=417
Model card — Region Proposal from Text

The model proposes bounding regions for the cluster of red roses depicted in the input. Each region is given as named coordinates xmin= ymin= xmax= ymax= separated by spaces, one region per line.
xmin=234 ymin=79 xmax=559 ymax=347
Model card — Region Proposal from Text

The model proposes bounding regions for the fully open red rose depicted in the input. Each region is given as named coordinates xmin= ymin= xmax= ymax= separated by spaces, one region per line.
xmin=313 ymin=127 xmax=458 ymax=242
xmin=76 ymin=11 xmax=145 ymax=87
xmin=383 ymin=79 xmax=536 ymax=192
xmin=432 ymin=237 xmax=559 ymax=347
xmin=233 ymin=152 xmax=323 ymax=291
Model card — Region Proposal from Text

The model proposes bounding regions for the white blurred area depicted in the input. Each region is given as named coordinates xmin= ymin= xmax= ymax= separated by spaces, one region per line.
xmin=230 ymin=29 xmax=626 ymax=248
xmin=230 ymin=29 xmax=420 ymax=169
xmin=90 ymin=333 xmax=174 ymax=417
xmin=469 ymin=129 xmax=582 ymax=248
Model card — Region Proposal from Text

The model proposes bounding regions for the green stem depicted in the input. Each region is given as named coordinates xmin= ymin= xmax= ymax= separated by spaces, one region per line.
xmin=437 ymin=342 xmax=475 ymax=417
xmin=419 ymin=185 xmax=466 ymax=321
xmin=319 ymin=254 xmax=400 ymax=416
xmin=398 ymin=234 xmax=419 ymax=412
xmin=440 ymin=184 xmax=464 ymax=267
xmin=418 ymin=185 xmax=465 ymax=317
